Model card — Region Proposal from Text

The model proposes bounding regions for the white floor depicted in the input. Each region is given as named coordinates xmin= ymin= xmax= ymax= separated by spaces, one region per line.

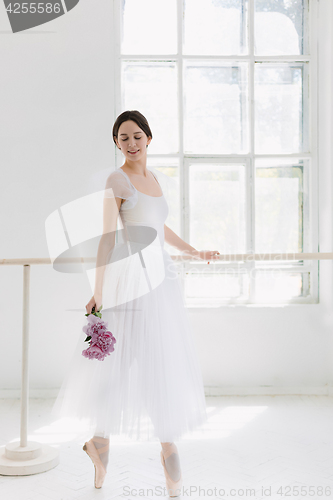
xmin=1 ymin=396 xmax=333 ymax=499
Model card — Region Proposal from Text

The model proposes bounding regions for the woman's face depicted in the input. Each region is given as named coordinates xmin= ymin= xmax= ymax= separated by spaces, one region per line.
xmin=115 ymin=120 xmax=151 ymax=161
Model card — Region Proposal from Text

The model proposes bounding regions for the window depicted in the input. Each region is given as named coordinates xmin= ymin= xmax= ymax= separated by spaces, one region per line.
xmin=114 ymin=0 xmax=317 ymax=306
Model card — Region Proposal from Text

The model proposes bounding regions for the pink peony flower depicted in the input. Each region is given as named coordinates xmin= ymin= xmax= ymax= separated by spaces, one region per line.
xmin=82 ymin=305 xmax=116 ymax=361
xmin=82 ymin=344 xmax=105 ymax=361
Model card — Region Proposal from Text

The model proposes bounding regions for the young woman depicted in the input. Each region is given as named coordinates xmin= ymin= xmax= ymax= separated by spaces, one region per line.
xmin=53 ymin=110 xmax=220 ymax=496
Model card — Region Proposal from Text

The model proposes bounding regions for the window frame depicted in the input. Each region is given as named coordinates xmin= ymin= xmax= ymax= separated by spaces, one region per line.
xmin=112 ymin=0 xmax=319 ymax=306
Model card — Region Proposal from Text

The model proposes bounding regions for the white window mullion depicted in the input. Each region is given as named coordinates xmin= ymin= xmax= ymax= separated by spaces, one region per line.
xmin=178 ymin=0 xmax=186 ymax=295
xmin=309 ymin=0 xmax=319 ymax=301
xmin=147 ymin=152 xmax=312 ymax=159
xmin=249 ymin=0 xmax=256 ymax=302
xmin=245 ymin=155 xmax=252 ymax=252
xmin=178 ymin=0 xmax=185 ymax=243
xmin=117 ymin=55 xmax=312 ymax=62
xmin=113 ymin=0 xmax=121 ymax=170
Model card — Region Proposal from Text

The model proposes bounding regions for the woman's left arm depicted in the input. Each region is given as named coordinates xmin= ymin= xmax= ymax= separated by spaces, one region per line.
xmin=164 ymin=224 xmax=220 ymax=262
xmin=164 ymin=224 xmax=197 ymax=257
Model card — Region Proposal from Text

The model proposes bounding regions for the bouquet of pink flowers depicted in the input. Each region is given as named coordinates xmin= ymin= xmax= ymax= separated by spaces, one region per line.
xmin=82 ymin=305 xmax=116 ymax=361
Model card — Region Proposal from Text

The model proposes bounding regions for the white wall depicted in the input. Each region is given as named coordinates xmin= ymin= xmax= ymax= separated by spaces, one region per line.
xmin=0 ymin=0 xmax=332 ymax=397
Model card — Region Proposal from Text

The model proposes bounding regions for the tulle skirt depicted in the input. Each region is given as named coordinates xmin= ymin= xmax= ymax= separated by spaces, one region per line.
xmin=51 ymin=245 xmax=208 ymax=442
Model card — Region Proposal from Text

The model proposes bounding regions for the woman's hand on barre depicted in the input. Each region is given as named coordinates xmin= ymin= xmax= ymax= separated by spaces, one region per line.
xmin=189 ymin=249 xmax=220 ymax=263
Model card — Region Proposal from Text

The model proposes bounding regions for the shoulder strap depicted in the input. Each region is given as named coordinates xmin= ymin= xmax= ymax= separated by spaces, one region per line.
xmin=150 ymin=169 xmax=161 ymax=187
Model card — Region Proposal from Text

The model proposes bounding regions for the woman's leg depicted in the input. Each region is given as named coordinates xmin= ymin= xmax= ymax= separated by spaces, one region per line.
xmin=160 ymin=442 xmax=181 ymax=482
xmin=92 ymin=430 xmax=110 ymax=471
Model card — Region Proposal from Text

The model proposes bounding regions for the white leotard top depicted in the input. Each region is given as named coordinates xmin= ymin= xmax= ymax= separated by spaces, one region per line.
xmin=105 ymin=167 xmax=169 ymax=248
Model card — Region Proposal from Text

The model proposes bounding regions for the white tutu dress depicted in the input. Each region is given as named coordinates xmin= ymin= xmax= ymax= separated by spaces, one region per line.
xmin=51 ymin=167 xmax=208 ymax=442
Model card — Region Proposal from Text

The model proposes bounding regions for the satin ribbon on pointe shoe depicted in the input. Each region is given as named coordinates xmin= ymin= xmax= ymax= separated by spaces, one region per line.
xmin=82 ymin=437 xmax=109 ymax=488
xmin=160 ymin=443 xmax=183 ymax=497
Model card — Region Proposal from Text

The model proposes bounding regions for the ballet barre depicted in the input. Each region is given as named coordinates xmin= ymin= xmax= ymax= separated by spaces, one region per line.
xmin=174 ymin=252 xmax=333 ymax=261
xmin=0 ymin=251 xmax=331 ymax=475
xmin=1 ymin=252 xmax=333 ymax=266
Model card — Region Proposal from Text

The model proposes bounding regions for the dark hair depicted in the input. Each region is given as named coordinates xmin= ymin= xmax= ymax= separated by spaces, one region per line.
xmin=112 ymin=110 xmax=153 ymax=147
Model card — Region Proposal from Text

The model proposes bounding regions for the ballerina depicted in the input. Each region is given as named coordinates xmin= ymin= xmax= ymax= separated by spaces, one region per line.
xmin=60 ymin=110 xmax=220 ymax=495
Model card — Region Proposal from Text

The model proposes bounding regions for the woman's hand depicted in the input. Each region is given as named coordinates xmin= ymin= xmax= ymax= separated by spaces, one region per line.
xmin=85 ymin=294 xmax=102 ymax=315
xmin=190 ymin=249 xmax=220 ymax=263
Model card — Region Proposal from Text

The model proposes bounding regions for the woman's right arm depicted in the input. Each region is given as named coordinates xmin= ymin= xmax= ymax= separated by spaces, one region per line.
xmin=85 ymin=194 xmax=123 ymax=315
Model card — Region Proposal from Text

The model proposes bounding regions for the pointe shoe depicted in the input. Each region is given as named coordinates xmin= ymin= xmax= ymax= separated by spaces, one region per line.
xmin=82 ymin=437 xmax=109 ymax=488
xmin=160 ymin=443 xmax=182 ymax=497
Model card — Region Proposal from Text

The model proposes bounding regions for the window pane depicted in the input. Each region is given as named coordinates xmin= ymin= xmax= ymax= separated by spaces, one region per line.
xmin=121 ymin=0 xmax=177 ymax=55
xmin=184 ymin=272 xmax=249 ymax=303
xmin=255 ymin=159 xmax=308 ymax=254
xmin=255 ymin=0 xmax=308 ymax=55
xmin=255 ymin=63 xmax=308 ymax=154
xmin=184 ymin=61 xmax=249 ymax=154
xmin=184 ymin=0 xmax=248 ymax=55
xmin=146 ymin=158 xmax=181 ymax=251
xmin=253 ymin=271 xmax=309 ymax=302
xmin=189 ymin=163 xmax=247 ymax=254
xmin=122 ymin=62 xmax=178 ymax=153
